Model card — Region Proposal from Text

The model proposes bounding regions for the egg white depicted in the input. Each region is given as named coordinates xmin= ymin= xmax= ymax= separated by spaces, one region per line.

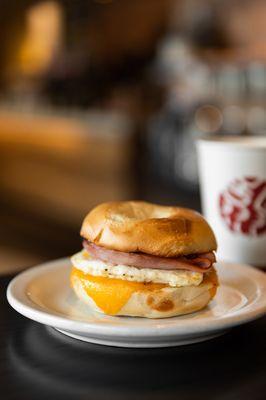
xmin=71 ymin=250 xmax=203 ymax=288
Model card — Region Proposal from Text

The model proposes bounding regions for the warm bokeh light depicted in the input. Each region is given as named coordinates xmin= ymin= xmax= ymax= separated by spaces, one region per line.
xmin=0 ymin=0 xmax=265 ymax=272
xmin=17 ymin=1 xmax=63 ymax=76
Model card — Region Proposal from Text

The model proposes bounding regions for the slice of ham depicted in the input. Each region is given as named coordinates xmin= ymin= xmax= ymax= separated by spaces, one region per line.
xmin=83 ymin=240 xmax=216 ymax=273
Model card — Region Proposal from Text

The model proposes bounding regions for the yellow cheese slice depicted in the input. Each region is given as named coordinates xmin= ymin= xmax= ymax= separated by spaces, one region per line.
xmin=71 ymin=267 xmax=166 ymax=315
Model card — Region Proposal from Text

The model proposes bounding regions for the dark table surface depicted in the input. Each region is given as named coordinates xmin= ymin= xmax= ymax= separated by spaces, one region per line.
xmin=1 ymin=274 xmax=266 ymax=400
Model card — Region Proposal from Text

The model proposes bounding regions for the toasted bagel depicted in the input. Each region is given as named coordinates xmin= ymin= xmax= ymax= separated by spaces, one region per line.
xmin=80 ymin=201 xmax=217 ymax=257
xmin=71 ymin=266 xmax=218 ymax=318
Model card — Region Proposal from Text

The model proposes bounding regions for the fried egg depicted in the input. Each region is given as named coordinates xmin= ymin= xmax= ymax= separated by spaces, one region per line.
xmin=71 ymin=250 xmax=203 ymax=288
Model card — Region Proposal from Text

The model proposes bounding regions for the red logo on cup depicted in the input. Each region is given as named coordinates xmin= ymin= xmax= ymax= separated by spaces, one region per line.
xmin=219 ymin=177 xmax=266 ymax=236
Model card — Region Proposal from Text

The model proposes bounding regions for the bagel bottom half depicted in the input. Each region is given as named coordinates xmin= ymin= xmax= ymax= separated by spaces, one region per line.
xmin=70 ymin=267 xmax=218 ymax=319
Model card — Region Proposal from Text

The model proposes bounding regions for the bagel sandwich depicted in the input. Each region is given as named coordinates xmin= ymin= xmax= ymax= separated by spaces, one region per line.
xmin=71 ymin=201 xmax=218 ymax=318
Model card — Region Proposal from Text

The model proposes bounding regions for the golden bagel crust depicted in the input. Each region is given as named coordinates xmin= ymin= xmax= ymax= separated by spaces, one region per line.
xmin=80 ymin=201 xmax=217 ymax=257
xmin=71 ymin=267 xmax=218 ymax=318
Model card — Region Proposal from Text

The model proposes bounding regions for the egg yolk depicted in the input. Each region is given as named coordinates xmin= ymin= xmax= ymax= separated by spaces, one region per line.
xmin=71 ymin=267 xmax=166 ymax=315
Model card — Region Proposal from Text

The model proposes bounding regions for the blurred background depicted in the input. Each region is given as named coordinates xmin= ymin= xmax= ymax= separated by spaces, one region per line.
xmin=0 ymin=0 xmax=265 ymax=273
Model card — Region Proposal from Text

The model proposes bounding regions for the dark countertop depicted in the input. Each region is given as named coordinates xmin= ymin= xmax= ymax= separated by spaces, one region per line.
xmin=1 ymin=275 xmax=266 ymax=400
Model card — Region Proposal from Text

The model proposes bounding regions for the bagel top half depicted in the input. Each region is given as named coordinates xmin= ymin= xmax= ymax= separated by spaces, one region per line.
xmin=80 ymin=201 xmax=217 ymax=257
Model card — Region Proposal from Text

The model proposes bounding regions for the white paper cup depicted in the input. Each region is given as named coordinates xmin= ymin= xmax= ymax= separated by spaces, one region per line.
xmin=197 ymin=136 xmax=266 ymax=267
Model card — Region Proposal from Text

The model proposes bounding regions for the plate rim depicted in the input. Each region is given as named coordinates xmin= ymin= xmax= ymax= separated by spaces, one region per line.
xmin=7 ymin=257 xmax=266 ymax=338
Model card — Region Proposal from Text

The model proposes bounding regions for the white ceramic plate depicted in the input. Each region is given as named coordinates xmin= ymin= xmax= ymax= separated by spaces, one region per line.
xmin=7 ymin=258 xmax=266 ymax=348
